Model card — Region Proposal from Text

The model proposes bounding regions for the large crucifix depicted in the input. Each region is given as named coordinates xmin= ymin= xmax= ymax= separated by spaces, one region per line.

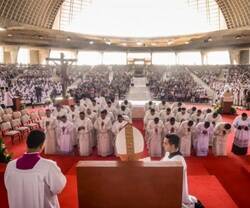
xmin=46 ymin=53 xmax=77 ymax=99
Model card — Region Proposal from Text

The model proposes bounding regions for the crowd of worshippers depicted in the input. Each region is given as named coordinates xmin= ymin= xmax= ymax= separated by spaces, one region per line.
xmin=0 ymin=64 xmax=91 ymax=106
xmin=189 ymin=65 xmax=250 ymax=108
xmin=147 ymin=67 xmax=209 ymax=103
xmin=40 ymin=97 xmax=133 ymax=156
xmin=69 ymin=66 xmax=132 ymax=102
xmin=143 ymin=100 xmax=250 ymax=157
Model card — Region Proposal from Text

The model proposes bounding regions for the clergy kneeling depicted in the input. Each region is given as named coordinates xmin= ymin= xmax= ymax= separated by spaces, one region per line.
xmin=4 ymin=130 xmax=66 ymax=208
xmin=161 ymin=134 xmax=204 ymax=208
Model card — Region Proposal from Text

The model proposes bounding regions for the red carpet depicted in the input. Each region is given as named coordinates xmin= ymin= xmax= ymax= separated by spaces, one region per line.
xmin=2 ymin=109 xmax=250 ymax=207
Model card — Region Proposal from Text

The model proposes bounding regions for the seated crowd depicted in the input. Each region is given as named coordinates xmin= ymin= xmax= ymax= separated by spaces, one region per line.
xmin=147 ymin=66 xmax=209 ymax=102
xmin=189 ymin=65 xmax=250 ymax=107
xmin=70 ymin=65 xmax=132 ymax=101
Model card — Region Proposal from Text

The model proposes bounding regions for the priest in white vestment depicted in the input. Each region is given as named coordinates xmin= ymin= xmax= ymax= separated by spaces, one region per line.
xmin=68 ymin=105 xmax=79 ymax=124
xmin=57 ymin=115 xmax=75 ymax=154
xmin=147 ymin=117 xmax=164 ymax=157
xmin=112 ymin=115 xmax=128 ymax=155
xmin=176 ymin=108 xmax=189 ymax=123
xmin=121 ymin=99 xmax=132 ymax=110
xmin=161 ymin=134 xmax=203 ymax=208
xmin=145 ymin=100 xmax=156 ymax=111
xmin=194 ymin=121 xmax=214 ymax=156
xmin=41 ymin=109 xmax=58 ymax=154
xmin=177 ymin=120 xmax=195 ymax=157
xmin=5 ymin=130 xmax=66 ymax=208
xmin=212 ymin=122 xmax=232 ymax=156
xmin=86 ymin=108 xmax=98 ymax=147
xmin=52 ymin=104 xmax=68 ymax=120
xmin=158 ymin=100 xmax=170 ymax=111
xmin=191 ymin=110 xmax=205 ymax=125
xmin=164 ymin=117 xmax=180 ymax=135
xmin=94 ymin=110 xmax=113 ymax=157
xmin=159 ymin=108 xmax=173 ymax=123
xmin=118 ymin=105 xmax=132 ymax=123
xmin=76 ymin=111 xmax=93 ymax=156
xmin=205 ymin=112 xmax=222 ymax=127
xmin=232 ymin=113 xmax=250 ymax=155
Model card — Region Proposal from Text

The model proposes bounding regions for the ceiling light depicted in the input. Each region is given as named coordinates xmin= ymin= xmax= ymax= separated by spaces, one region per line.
xmin=167 ymin=41 xmax=173 ymax=45
xmin=105 ymin=40 xmax=111 ymax=45
xmin=136 ymin=41 xmax=143 ymax=46
xmin=151 ymin=43 xmax=157 ymax=46
xmin=207 ymin=37 xmax=213 ymax=42
xmin=235 ymin=35 xmax=242 ymax=40
xmin=89 ymin=41 xmax=94 ymax=45
xmin=0 ymin=27 xmax=6 ymax=31
xmin=7 ymin=34 xmax=13 ymax=37
xmin=66 ymin=37 xmax=71 ymax=41
xmin=185 ymin=41 xmax=190 ymax=44
xmin=121 ymin=43 xmax=127 ymax=46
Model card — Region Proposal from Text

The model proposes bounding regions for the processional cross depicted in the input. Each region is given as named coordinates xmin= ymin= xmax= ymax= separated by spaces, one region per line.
xmin=46 ymin=53 xmax=77 ymax=99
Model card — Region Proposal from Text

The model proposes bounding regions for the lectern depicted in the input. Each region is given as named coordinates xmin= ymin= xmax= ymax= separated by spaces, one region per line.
xmin=76 ymin=161 xmax=183 ymax=208
xmin=221 ymin=90 xmax=234 ymax=114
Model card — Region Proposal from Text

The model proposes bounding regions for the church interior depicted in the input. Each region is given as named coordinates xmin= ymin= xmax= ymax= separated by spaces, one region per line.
xmin=0 ymin=0 xmax=250 ymax=208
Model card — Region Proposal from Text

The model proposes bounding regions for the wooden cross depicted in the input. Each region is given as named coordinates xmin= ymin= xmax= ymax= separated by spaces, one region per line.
xmin=46 ymin=53 xmax=77 ymax=99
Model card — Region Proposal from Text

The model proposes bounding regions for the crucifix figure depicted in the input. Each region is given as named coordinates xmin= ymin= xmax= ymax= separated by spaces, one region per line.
xmin=46 ymin=53 xmax=77 ymax=99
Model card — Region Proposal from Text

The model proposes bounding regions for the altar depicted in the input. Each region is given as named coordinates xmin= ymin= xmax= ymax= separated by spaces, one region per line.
xmin=76 ymin=160 xmax=183 ymax=208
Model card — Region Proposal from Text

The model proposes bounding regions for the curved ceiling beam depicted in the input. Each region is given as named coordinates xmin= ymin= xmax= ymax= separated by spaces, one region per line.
xmin=0 ymin=0 xmax=64 ymax=28
xmin=0 ymin=0 xmax=249 ymax=29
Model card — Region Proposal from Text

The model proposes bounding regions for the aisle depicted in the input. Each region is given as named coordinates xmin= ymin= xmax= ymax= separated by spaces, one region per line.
xmin=126 ymin=77 xmax=151 ymax=101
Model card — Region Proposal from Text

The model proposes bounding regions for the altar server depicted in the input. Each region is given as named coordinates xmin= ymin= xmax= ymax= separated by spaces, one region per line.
xmin=76 ymin=111 xmax=93 ymax=156
xmin=212 ymin=122 xmax=232 ymax=156
xmin=232 ymin=113 xmax=250 ymax=155
xmin=161 ymin=134 xmax=204 ymax=208
xmin=5 ymin=130 xmax=66 ymax=208
xmin=94 ymin=110 xmax=113 ymax=156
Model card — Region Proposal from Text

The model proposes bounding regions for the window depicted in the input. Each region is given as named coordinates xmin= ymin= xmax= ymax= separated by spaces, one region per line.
xmin=103 ymin=52 xmax=126 ymax=65
xmin=207 ymin=51 xmax=230 ymax=65
xmin=0 ymin=46 xmax=3 ymax=63
xmin=152 ymin=52 xmax=176 ymax=65
xmin=177 ymin=52 xmax=202 ymax=65
xmin=17 ymin=48 xmax=30 ymax=64
xmin=77 ymin=51 xmax=102 ymax=65
xmin=55 ymin=0 xmax=226 ymax=37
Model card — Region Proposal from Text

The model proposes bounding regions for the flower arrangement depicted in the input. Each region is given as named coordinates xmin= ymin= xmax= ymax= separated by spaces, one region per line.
xmin=0 ymin=138 xmax=12 ymax=163
xmin=214 ymin=103 xmax=236 ymax=115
